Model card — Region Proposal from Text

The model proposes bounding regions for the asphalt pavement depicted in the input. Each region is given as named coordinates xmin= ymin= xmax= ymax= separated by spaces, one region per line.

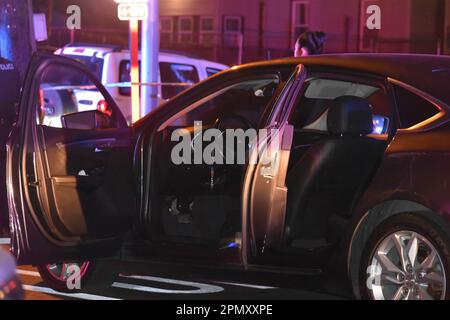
xmin=2 ymin=240 xmax=350 ymax=300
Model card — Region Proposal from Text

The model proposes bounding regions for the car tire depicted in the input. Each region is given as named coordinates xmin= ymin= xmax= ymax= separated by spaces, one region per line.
xmin=37 ymin=260 xmax=117 ymax=293
xmin=359 ymin=213 xmax=450 ymax=300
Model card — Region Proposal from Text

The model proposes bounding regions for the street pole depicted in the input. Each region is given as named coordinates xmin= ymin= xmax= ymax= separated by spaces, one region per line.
xmin=130 ymin=18 xmax=140 ymax=123
xmin=141 ymin=0 xmax=159 ymax=117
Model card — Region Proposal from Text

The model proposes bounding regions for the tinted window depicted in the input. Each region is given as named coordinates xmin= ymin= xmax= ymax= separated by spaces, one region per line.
xmin=168 ymin=77 xmax=280 ymax=128
xmin=206 ymin=67 xmax=222 ymax=77
xmin=64 ymin=55 xmax=104 ymax=81
xmin=293 ymin=78 xmax=392 ymax=135
xmin=118 ymin=60 xmax=141 ymax=96
xmin=160 ymin=62 xmax=199 ymax=100
xmin=38 ymin=64 xmax=119 ymax=129
xmin=394 ymin=85 xmax=440 ymax=128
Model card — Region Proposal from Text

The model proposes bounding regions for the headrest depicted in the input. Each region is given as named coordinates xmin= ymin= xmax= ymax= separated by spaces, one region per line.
xmin=327 ymin=96 xmax=373 ymax=136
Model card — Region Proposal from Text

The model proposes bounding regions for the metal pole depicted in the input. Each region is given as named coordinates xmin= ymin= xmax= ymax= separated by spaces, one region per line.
xmin=130 ymin=19 xmax=140 ymax=123
xmin=238 ymin=33 xmax=244 ymax=65
xmin=141 ymin=0 xmax=159 ymax=117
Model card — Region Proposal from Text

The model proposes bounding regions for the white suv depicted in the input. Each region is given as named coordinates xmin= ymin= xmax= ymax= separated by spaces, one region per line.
xmin=55 ymin=44 xmax=228 ymax=123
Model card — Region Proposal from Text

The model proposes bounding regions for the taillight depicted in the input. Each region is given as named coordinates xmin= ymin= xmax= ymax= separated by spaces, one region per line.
xmin=97 ymin=100 xmax=113 ymax=117
xmin=97 ymin=100 xmax=108 ymax=113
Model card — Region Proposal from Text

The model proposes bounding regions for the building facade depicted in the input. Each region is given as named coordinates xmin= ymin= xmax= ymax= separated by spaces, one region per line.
xmin=158 ymin=0 xmax=447 ymax=64
xmin=35 ymin=0 xmax=450 ymax=65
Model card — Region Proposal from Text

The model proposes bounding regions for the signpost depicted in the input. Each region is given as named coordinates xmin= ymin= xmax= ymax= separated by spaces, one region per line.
xmin=141 ymin=0 xmax=159 ymax=117
xmin=115 ymin=0 xmax=149 ymax=123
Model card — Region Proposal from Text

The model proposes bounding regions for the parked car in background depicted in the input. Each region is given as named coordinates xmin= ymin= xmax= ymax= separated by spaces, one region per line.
xmin=8 ymin=53 xmax=450 ymax=300
xmin=0 ymin=249 xmax=23 ymax=300
xmin=55 ymin=44 xmax=228 ymax=123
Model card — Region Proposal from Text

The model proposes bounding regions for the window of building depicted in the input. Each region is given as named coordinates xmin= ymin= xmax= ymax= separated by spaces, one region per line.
xmin=178 ymin=16 xmax=194 ymax=44
xmin=160 ymin=16 xmax=174 ymax=45
xmin=291 ymin=1 xmax=310 ymax=42
xmin=394 ymin=85 xmax=441 ymax=129
xmin=160 ymin=62 xmax=199 ymax=100
xmin=223 ymin=16 xmax=243 ymax=47
xmin=200 ymin=16 xmax=215 ymax=46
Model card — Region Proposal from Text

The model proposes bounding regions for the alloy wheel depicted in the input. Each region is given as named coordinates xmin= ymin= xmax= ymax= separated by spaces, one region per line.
xmin=367 ymin=230 xmax=446 ymax=300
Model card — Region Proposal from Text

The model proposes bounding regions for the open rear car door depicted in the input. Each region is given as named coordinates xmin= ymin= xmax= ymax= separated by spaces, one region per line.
xmin=8 ymin=53 xmax=134 ymax=265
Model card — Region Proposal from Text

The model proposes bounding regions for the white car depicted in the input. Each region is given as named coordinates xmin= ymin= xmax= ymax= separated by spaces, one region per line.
xmin=55 ymin=44 xmax=228 ymax=123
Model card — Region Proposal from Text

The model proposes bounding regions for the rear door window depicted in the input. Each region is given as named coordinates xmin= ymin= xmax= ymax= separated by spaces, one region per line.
xmin=292 ymin=77 xmax=393 ymax=135
xmin=393 ymin=85 xmax=441 ymax=128
xmin=206 ymin=67 xmax=222 ymax=77
xmin=118 ymin=60 xmax=141 ymax=96
xmin=160 ymin=62 xmax=199 ymax=100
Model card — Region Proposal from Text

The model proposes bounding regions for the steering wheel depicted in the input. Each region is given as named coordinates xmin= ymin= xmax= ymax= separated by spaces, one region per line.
xmin=213 ymin=114 xmax=254 ymax=132
xmin=210 ymin=114 xmax=255 ymax=168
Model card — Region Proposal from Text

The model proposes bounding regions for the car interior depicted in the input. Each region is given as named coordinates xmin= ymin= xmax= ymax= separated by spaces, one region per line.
xmin=284 ymin=77 xmax=392 ymax=251
xmin=147 ymin=73 xmax=393 ymax=257
xmin=149 ymin=75 xmax=282 ymax=249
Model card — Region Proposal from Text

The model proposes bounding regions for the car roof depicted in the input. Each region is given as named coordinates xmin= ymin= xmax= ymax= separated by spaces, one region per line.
xmin=236 ymin=54 xmax=450 ymax=105
xmin=56 ymin=45 xmax=228 ymax=68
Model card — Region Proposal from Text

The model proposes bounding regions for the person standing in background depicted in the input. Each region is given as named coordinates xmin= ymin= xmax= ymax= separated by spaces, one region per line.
xmin=294 ymin=31 xmax=328 ymax=57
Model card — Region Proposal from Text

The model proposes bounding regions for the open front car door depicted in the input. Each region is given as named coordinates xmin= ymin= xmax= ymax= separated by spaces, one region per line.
xmin=8 ymin=53 xmax=134 ymax=265
xmin=242 ymin=65 xmax=306 ymax=265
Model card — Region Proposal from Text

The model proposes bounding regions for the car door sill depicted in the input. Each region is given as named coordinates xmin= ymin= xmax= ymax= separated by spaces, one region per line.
xmin=246 ymin=264 xmax=322 ymax=276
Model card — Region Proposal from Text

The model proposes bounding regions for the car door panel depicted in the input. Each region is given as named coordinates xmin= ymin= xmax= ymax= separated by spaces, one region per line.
xmin=8 ymin=53 xmax=134 ymax=265
xmin=37 ymin=125 xmax=133 ymax=239
xmin=242 ymin=65 xmax=306 ymax=264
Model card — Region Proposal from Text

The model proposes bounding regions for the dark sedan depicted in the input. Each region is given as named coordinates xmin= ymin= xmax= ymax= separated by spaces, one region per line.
xmin=7 ymin=53 xmax=450 ymax=300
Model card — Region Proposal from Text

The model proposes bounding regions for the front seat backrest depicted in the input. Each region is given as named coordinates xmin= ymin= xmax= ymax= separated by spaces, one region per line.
xmin=286 ymin=96 xmax=386 ymax=242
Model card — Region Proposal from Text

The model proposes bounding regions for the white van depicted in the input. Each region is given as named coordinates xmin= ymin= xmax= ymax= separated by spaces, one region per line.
xmin=55 ymin=44 xmax=228 ymax=123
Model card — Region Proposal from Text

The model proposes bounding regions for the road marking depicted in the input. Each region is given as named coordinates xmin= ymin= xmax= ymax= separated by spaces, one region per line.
xmin=214 ymin=281 xmax=277 ymax=290
xmin=22 ymin=285 xmax=121 ymax=300
xmin=18 ymin=268 xmax=224 ymax=295
xmin=115 ymin=275 xmax=224 ymax=294
xmin=0 ymin=238 xmax=11 ymax=244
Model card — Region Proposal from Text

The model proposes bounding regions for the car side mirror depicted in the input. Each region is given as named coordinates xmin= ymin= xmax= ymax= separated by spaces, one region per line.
xmin=61 ymin=110 xmax=112 ymax=130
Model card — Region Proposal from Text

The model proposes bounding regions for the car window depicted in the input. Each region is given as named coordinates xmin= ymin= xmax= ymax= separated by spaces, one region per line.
xmin=118 ymin=60 xmax=141 ymax=96
xmin=394 ymin=85 xmax=441 ymax=129
xmin=63 ymin=55 xmax=104 ymax=81
xmin=37 ymin=63 xmax=119 ymax=130
xmin=160 ymin=62 xmax=199 ymax=100
xmin=206 ymin=67 xmax=222 ymax=77
xmin=292 ymin=77 xmax=392 ymax=135
xmin=118 ymin=61 xmax=200 ymax=100
xmin=165 ymin=76 xmax=280 ymax=129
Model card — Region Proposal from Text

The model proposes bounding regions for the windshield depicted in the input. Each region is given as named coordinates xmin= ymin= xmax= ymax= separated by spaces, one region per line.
xmin=63 ymin=55 xmax=104 ymax=82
